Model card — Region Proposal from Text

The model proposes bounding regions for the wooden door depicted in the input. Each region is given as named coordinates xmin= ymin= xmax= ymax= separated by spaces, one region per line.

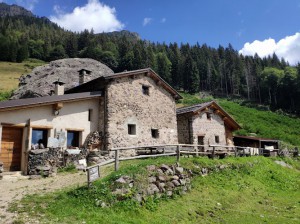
xmin=0 ymin=127 xmax=23 ymax=171
xmin=198 ymin=136 xmax=204 ymax=152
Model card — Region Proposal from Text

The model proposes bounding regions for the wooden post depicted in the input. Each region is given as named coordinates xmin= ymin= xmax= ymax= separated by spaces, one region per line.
xmin=115 ymin=150 xmax=119 ymax=171
xmin=176 ymin=145 xmax=180 ymax=161
xmin=195 ymin=145 xmax=199 ymax=157
xmin=243 ymin=148 xmax=245 ymax=157
xmin=212 ymin=146 xmax=215 ymax=159
xmin=234 ymin=147 xmax=237 ymax=157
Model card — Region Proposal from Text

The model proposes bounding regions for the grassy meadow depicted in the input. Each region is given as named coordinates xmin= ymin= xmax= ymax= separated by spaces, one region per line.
xmin=10 ymin=156 xmax=300 ymax=224
xmin=0 ymin=59 xmax=45 ymax=92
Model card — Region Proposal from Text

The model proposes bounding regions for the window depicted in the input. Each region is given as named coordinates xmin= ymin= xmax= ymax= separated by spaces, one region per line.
xmin=215 ymin=135 xmax=220 ymax=144
xmin=206 ymin=112 xmax=212 ymax=120
xmin=128 ymin=124 xmax=136 ymax=135
xmin=32 ymin=129 xmax=48 ymax=148
xmin=151 ymin=129 xmax=159 ymax=138
xmin=142 ymin=85 xmax=150 ymax=95
xmin=88 ymin=109 xmax=93 ymax=121
xmin=67 ymin=131 xmax=80 ymax=148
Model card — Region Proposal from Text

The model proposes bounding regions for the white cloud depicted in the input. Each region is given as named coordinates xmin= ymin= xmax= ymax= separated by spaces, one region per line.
xmin=239 ymin=32 xmax=300 ymax=65
xmin=143 ymin=17 xmax=152 ymax=26
xmin=50 ymin=0 xmax=124 ymax=33
xmin=16 ymin=0 xmax=39 ymax=11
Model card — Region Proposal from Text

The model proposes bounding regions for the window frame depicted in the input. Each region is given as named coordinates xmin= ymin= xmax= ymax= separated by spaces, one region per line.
xmin=128 ymin=124 xmax=136 ymax=135
xmin=31 ymin=128 xmax=48 ymax=148
xmin=67 ymin=130 xmax=81 ymax=148
xmin=142 ymin=85 xmax=150 ymax=95
xmin=151 ymin=129 xmax=159 ymax=139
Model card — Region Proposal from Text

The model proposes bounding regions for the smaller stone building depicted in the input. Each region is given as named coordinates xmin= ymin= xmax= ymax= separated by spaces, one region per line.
xmin=177 ymin=101 xmax=240 ymax=149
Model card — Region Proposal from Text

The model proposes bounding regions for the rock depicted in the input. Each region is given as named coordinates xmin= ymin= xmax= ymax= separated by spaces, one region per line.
xmin=157 ymin=175 xmax=166 ymax=182
xmin=171 ymin=175 xmax=179 ymax=181
xmin=157 ymin=182 xmax=166 ymax=191
xmin=148 ymin=176 xmax=156 ymax=183
xmin=147 ymin=184 xmax=160 ymax=195
xmin=134 ymin=194 xmax=143 ymax=203
xmin=160 ymin=164 xmax=170 ymax=171
xmin=179 ymin=179 xmax=186 ymax=186
xmin=274 ymin=160 xmax=293 ymax=169
xmin=166 ymin=191 xmax=173 ymax=197
xmin=11 ymin=58 xmax=114 ymax=99
xmin=219 ymin=165 xmax=227 ymax=170
xmin=166 ymin=182 xmax=175 ymax=189
xmin=115 ymin=177 xmax=127 ymax=184
xmin=201 ymin=168 xmax=208 ymax=175
xmin=165 ymin=168 xmax=174 ymax=175
xmin=147 ymin=165 xmax=156 ymax=171
xmin=156 ymin=168 xmax=164 ymax=174
xmin=175 ymin=167 xmax=184 ymax=174
xmin=171 ymin=180 xmax=181 ymax=187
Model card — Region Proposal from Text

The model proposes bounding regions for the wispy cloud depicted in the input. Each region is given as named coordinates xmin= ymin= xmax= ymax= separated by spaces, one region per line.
xmin=239 ymin=32 xmax=300 ymax=65
xmin=50 ymin=0 xmax=124 ymax=33
xmin=16 ymin=0 xmax=39 ymax=11
xmin=161 ymin=17 xmax=166 ymax=23
xmin=143 ymin=17 xmax=152 ymax=26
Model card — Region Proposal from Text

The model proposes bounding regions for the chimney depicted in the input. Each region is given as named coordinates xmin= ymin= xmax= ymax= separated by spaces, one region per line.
xmin=78 ymin=69 xmax=91 ymax=85
xmin=53 ymin=79 xmax=65 ymax=95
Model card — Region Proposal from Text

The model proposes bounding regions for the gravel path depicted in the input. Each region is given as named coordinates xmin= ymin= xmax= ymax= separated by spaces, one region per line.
xmin=0 ymin=172 xmax=87 ymax=224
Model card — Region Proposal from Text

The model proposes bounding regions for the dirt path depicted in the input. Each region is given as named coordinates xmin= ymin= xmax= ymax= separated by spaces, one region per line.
xmin=0 ymin=172 xmax=87 ymax=224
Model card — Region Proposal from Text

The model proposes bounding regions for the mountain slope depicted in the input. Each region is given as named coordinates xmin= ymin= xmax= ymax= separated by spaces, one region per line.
xmin=0 ymin=3 xmax=33 ymax=17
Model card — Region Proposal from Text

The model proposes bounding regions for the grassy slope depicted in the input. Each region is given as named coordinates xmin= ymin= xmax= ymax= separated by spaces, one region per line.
xmin=10 ymin=157 xmax=300 ymax=224
xmin=0 ymin=59 xmax=45 ymax=92
xmin=178 ymin=93 xmax=300 ymax=148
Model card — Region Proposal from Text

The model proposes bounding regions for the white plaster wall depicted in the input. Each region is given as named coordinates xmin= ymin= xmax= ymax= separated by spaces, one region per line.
xmin=0 ymin=98 xmax=101 ymax=172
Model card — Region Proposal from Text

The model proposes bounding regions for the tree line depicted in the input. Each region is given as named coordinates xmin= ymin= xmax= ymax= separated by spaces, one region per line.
xmin=1 ymin=15 xmax=300 ymax=113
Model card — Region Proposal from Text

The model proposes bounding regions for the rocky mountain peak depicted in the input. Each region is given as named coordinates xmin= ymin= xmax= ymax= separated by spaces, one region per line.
xmin=0 ymin=3 xmax=34 ymax=17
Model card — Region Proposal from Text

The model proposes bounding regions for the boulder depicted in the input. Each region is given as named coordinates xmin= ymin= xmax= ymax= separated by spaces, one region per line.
xmin=11 ymin=58 xmax=114 ymax=99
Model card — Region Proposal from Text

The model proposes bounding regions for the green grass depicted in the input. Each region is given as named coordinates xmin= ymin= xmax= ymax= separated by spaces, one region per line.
xmin=178 ymin=93 xmax=300 ymax=148
xmin=0 ymin=59 xmax=45 ymax=92
xmin=10 ymin=156 xmax=300 ymax=224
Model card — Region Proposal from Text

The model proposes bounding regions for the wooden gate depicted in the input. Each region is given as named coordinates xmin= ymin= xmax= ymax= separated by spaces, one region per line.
xmin=0 ymin=127 xmax=23 ymax=171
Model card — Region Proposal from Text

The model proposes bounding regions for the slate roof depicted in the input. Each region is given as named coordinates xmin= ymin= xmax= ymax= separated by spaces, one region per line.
xmin=0 ymin=91 xmax=102 ymax=111
xmin=176 ymin=101 xmax=213 ymax=115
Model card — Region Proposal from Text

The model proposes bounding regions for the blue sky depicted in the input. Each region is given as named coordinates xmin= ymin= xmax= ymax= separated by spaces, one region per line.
xmin=2 ymin=0 xmax=300 ymax=64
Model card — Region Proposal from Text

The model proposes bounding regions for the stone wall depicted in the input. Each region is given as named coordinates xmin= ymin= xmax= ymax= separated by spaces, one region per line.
xmin=177 ymin=109 xmax=227 ymax=148
xmin=105 ymin=74 xmax=178 ymax=151
xmin=177 ymin=115 xmax=191 ymax=144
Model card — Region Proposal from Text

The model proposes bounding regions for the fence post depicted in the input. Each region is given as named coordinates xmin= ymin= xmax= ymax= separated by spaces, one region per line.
xmin=243 ymin=148 xmax=245 ymax=157
xmin=115 ymin=149 xmax=119 ymax=171
xmin=176 ymin=145 xmax=180 ymax=161
xmin=195 ymin=145 xmax=199 ymax=157
xmin=234 ymin=147 xmax=237 ymax=157
xmin=212 ymin=146 xmax=215 ymax=159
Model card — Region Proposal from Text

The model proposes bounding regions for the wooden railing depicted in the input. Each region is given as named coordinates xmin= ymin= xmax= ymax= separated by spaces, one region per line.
xmin=86 ymin=144 xmax=277 ymax=186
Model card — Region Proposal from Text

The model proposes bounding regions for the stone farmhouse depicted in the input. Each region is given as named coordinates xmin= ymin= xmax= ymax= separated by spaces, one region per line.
xmin=177 ymin=101 xmax=241 ymax=150
xmin=0 ymin=68 xmax=181 ymax=173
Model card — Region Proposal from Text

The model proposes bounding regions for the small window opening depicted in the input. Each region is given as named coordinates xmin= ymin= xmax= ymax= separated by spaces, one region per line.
xmin=206 ymin=112 xmax=212 ymax=120
xmin=128 ymin=124 xmax=136 ymax=135
xmin=142 ymin=85 xmax=150 ymax=95
xmin=88 ymin=109 xmax=93 ymax=121
xmin=215 ymin=135 xmax=220 ymax=144
xmin=31 ymin=129 xmax=48 ymax=149
xmin=67 ymin=131 xmax=80 ymax=148
xmin=151 ymin=129 xmax=159 ymax=138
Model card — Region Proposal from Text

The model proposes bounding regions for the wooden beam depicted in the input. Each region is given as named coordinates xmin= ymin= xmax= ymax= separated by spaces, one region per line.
xmin=1 ymin=122 xmax=26 ymax=128
xmin=31 ymin=125 xmax=53 ymax=129
xmin=65 ymin=128 xmax=85 ymax=132
xmin=53 ymin=103 xmax=63 ymax=110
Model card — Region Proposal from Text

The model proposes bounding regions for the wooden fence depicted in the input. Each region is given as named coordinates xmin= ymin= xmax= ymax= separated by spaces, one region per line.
xmin=86 ymin=144 xmax=277 ymax=186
